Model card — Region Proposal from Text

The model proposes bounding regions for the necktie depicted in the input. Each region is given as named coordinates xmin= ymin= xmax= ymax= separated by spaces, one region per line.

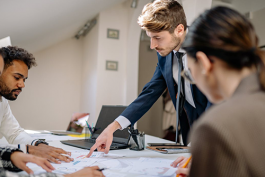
xmin=175 ymin=52 xmax=185 ymax=143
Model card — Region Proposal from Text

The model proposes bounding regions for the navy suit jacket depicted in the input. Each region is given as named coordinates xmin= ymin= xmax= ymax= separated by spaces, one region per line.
xmin=121 ymin=52 xmax=209 ymax=142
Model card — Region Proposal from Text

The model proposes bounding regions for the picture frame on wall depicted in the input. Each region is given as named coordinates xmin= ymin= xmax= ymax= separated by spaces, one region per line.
xmin=107 ymin=29 xmax=119 ymax=39
xmin=106 ymin=60 xmax=118 ymax=71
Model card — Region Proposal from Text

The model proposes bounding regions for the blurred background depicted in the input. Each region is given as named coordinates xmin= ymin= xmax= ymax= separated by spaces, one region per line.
xmin=0 ymin=0 xmax=264 ymax=138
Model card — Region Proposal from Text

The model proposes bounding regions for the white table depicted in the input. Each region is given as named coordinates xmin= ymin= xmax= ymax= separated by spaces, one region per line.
xmin=47 ymin=135 xmax=190 ymax=177
xmin=11 ymin=132 xmax=190 ymax=177
xmin=50 ymin=134 xmax=190 ymax=159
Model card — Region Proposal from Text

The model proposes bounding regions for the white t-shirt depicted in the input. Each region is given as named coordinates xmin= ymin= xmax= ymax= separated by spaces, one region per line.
xmin=0 ymin=96 xmax=34 ymax=145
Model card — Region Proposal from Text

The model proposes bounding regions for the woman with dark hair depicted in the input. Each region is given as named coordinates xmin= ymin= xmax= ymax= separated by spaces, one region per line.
xmin=175 ymin=6 xmax=265 ymax=177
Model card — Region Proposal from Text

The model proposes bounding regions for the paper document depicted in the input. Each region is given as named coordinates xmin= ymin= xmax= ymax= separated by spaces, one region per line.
xmin=26 ymin=150 xmax=124 ymax=175
xmin=121 ymin=157 xmax=177 ymax=176
xmin=25 ymin=150 xmax=177 ymax=177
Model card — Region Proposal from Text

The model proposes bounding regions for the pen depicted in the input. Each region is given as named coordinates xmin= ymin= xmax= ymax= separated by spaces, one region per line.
xmin=176 ymin=156 xmax=192 ymax=177
xmin=86 ymin=120 xmax=93 ymax=134
xmin=85 ymin=120 xmax=89 ymax=128
xmin=97 ymin=168 xmax=106 ymax=171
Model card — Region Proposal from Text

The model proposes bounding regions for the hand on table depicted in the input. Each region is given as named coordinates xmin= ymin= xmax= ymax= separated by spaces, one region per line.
xmin=171 ymin=156 xmax=191 ymax=177
xmin=87 ymin=121 xmax=121 ymax=157
xmin=64 ymin=166 xmax=105 ymax=177
xmin=10 ymin=151 xmax=54 ymax=174
xmin=175 ymin=167 xmax=190 ymax=177
xmin=28 ymin=144 xmax=74 ymax=164
xmin=171 ymin=156 xmax=187 ymax=167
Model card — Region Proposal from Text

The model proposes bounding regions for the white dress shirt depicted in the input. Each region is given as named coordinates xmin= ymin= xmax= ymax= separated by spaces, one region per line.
xmin=116 ymin=49 xmax=196 ymax=129
xmin=172 ymin=49 xmax=196 ymax=108
xmin=0 ymin=96 xmax=35 ymax=145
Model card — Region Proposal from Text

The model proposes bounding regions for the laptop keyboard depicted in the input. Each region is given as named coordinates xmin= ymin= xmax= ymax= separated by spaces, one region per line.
xmin=86 ymin=139 xmax=96 ymax=143
xmin=85 ymin=139 xmax=123 ymax=147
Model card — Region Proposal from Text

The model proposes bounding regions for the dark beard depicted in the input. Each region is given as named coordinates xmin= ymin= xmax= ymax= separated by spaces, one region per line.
xmin=0 ymin=79 xmax=19 ymax=101
xmin=170 ymin=34 xmax=181 ymax=53
xmin=156 ymin=34 xmax=181 ymax=57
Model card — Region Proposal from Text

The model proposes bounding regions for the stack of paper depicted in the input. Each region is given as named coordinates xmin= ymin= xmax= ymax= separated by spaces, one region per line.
xmin=25 ymin=150 xmax=177 ymax=177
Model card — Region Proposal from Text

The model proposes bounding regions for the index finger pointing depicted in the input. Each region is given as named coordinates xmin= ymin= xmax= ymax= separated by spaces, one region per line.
xmin=87 ymin=144 xmax=97 ymax=157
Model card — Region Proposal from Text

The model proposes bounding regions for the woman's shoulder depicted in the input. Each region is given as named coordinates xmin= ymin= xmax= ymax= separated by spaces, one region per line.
xmin=201 ymin=92 xmax=264 ymax=123
xmin=191 ymin=92 xmax=265 ymax=139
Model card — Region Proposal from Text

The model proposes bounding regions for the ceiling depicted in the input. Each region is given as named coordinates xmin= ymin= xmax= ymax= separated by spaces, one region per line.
xmin=0 ymin=0 xmax=126 ymax=53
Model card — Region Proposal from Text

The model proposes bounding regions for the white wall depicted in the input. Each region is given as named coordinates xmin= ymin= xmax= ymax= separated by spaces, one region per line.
xmin=81 ymin=1 xmax=134 ymax=125
xmin=182 ymin=0 xmax=212 ymax=25
xmin=10 ymin=38 xmax=83 ymax=130
xmin=137 ymin=40 xmax=164 ymax=137
xmin=251 ymin=7 xmax=265 ymax=46
xmin=80 ymin=16 xmax=99 ymax=125
xmin=94 ymin=2 xmax=130 ymax=118
xmin=9 ymin=1 xmax=136 ymax=130
xmin=125 ymin=0 xmax=151 ymax=105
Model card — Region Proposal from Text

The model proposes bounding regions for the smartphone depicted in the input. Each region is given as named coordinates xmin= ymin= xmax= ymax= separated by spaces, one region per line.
xmin=147 ymin=143 xmax=186 ymax=147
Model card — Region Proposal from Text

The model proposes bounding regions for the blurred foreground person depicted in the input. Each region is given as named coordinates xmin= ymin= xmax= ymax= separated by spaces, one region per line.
xmin=176 ymin=6 xmax=265 ymax=177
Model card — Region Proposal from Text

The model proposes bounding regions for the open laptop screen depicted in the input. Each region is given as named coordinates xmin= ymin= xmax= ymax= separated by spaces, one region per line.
xmin=91 ymin=105 xmax=130 ymax=144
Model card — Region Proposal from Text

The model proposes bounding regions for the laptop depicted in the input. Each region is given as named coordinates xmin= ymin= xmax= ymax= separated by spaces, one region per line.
xmin=61 ymin=105 xmax=130 ymax=150
xmin=49 ymin=114 xmax=89 ymax=135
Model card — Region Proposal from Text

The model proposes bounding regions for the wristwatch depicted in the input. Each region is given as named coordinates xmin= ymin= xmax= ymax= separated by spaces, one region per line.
xmin=35 ymin=140 xmax=49 ymax=146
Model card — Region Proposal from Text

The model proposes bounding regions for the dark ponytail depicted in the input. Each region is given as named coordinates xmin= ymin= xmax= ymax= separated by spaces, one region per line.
xmin=182 ymin=6 xmax=265 ymax=90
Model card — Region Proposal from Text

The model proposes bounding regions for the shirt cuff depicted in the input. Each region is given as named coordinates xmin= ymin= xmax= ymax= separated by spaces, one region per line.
xmin=115 ymin=116 xmax=131 ymax=130
xmin=31 ymin=139 xmax=38 ymax=146
xmin=18 ymin=144 xmax=27 ymax=153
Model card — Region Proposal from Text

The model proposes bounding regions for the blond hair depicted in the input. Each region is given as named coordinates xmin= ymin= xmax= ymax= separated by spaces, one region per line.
xmin=138 ymin=0 xmax=187 ymax=33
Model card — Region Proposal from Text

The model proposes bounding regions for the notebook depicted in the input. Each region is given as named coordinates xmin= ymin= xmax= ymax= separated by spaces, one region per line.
xmin=146 ymin=146 xmax=189 ymax=154
xmin=49 ymin=114 xmax=89 ymax=135
xmin=60 ymin=105 xmax=130 ymax=150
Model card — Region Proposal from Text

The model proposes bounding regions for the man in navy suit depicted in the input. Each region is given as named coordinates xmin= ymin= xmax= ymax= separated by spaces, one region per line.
xmin=87 ymin=0 xmax=209 ymax=157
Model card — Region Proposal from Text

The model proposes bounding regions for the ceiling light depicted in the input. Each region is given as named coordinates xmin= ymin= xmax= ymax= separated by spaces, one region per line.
xmin=75 ymin=18 xmax=97 ymax=39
